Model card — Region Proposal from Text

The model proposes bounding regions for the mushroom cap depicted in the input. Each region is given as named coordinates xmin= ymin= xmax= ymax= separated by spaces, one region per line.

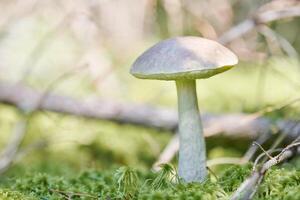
xmin=130 ymin=36 xmax=238 ymax=80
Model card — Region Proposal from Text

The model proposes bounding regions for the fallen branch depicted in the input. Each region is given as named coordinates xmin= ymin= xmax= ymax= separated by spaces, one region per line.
xmin=0 ymin=81 xmax=178 ymax=131
xmin=241 ymin=132 xmax=272 ymax=163
xmin=1 ymin=81 xmax=300 ymax=140
xmin=230 ymin=138 xmax=300 ymax=200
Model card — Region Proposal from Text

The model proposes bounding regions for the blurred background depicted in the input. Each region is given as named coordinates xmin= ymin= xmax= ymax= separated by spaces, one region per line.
xmin=0 ymin=0 xmax=299 ymax=177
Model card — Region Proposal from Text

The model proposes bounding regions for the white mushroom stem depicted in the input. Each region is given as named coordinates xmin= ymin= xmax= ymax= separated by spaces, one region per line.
xmin=176 ymin=79 xmax=207 ymax=182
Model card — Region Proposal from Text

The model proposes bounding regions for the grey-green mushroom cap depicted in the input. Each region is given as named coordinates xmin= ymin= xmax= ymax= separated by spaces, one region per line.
xmin=130 ymin=36 xmax=238 ymax=80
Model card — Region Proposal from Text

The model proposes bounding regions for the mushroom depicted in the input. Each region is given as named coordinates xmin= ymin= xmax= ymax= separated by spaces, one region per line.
xmin=130 ymin=36 xmax=238 ymax=182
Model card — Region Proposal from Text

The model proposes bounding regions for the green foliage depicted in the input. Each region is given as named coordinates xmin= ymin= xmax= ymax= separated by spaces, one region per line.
xmin=1 ymin=159 xmax=299 ymax=200
xmin=114 ymin=166 xmax=139 ymax=199
xmin=219 ymin=164 xmax=252 ymax=193
xmin=0 ymin=189 xmax=36 ymax=200
xmin=150 ymin=164 xmax=178 ymax=190
xmin=255 ymin=167 xmax=300 ymax=200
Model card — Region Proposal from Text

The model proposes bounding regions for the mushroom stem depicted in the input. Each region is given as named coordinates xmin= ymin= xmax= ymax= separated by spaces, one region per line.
xmin=176 ymin=79 xmax=207 ymax=182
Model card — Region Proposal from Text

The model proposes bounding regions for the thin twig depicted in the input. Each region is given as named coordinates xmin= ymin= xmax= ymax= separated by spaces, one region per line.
xmin=206 ymin=166 xmax=218 ymax=180
xmin=230 ymin=142 xmax=300 ymax=200
xmin=260 ymin=132 xmax=287 ymax=164
xmin=252 ymin=148 xmax=283 ymax=171
xmin=253 ymin=142 xmax=273 ymax=160
xmin=241 ymin=131 xmax=272 ymax=163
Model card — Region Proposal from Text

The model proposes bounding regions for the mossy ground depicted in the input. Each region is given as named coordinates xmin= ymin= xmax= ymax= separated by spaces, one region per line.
xmin=0 ymin=159 xmax=299 ymax=200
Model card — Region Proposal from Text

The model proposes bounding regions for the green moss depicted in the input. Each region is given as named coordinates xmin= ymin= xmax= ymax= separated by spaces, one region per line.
xmin=0 ymin=189 xmax=36 ymax=200
xmin=1 ymin=159 xmax=299 ymax=200
xmin=255 ymin=167 xmax=300 ymax=200
xmin=219 ymin=164 xmax=252 ymax=193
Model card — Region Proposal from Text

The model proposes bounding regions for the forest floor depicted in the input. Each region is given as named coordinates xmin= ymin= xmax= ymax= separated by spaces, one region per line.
xmin=0 ymin=157 xmax=299 ymax=200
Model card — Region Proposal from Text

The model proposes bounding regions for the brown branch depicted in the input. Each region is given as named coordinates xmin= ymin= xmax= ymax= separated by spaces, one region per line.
xmin=0 ymin=81 xmax=300 ymax=140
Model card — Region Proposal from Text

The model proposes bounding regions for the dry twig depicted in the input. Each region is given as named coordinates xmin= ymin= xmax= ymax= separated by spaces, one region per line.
xmin=230 ymin=137 xmax=300 ymax=200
